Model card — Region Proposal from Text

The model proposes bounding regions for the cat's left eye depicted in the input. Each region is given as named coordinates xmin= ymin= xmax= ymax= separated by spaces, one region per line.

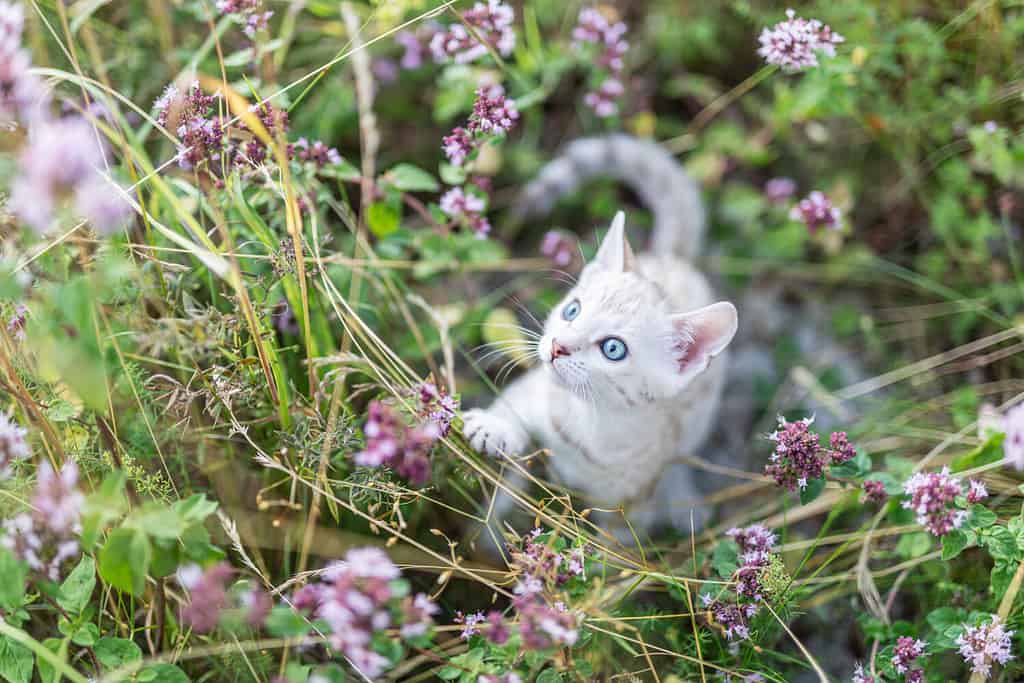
xmin=562 ymin=299 xmax=581 ymax=321
xmin=600 ymin=337 xmax=628 ymax=361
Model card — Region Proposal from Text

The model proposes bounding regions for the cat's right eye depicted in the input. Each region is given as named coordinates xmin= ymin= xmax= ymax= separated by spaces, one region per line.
xmin=562 ymin=299 xmax=581 ymax=321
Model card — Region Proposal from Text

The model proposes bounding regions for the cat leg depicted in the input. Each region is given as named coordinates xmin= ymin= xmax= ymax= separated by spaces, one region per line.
xmin=462 ymin=369 xmax=546 ymax=459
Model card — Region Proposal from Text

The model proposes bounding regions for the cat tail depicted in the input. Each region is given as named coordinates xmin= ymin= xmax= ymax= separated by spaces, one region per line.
xmin=518 ymin=134 xmax=705 ymax=261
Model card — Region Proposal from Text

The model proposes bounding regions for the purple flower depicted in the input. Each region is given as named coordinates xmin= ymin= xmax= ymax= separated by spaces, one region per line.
xmin=429 ymin=0 xmax=515 ymax=64
xmin=178 ymin=562 xmax=234 ymax=633
xmin=0 ymin=411 xmax=30 ymax=480
xmin=240 ymin=587 xmax=272 ymax=627
xmin=1 ymin=513 xmax=79 ymax=581
xmin=0 ymin=1 xmax=46 ymax=126
xmin=33 ymin=461 xmax=85 ymax=535
xmin=701 ymin=593 xmax=759 ymax=641
xmin=902 ymin=466 xmax=967 ymax=536
xmin=983 ymin=120 xmax=999 ymax=134
xmin=726 ymin=524 xmax=777 ymax=601
xmin=243 ymin=10 xmax=272 ymax=38
xmin=957 ymin=615 xmax=1014 ymax=679
xmin=515 ymin=594 xmax=579 ymax=650
xmin=418 ymin=383 xmax=458 ymax=437
xmin=789 ymin=191 xmax=842 ymax=233
xmin=455 ymin=610 xmax=486 ymax=640
xmin=892 ymin=636 xmax=927 ymax=678
xmin=469 ymin=85 xmax=519 ymax=135
xmin=74 ymin=176 xmax=132 ymax=233
xmin=573 ymin=7 xmax=629 ymax=116
xmin=271 ymin=300 xmax=299 ymax=336
xmin=372 ymin=58 xmax=399 ymax=84
xmin=400 ymin=593 xmax=438 ymax=639
xmin=216 ymin=0 xmax=260 ymax=13
xmin=757 ymin=9 xmax=844 ymax=72
xmin=1003 ymin=403 xmax=1024 ymax=470
xmin=726 ymin=524 xmax=777 ymax=555
xmin=582 ymin=78 xmax=625 ymax=118
xmin=828 ymin=431 xmax=856 ymax=464
xmin=540 ymin=230 xmax=579 ymax=268
xmin=508 ymin=529 xmax=586 ymax=596
xmin=293 ymin=137 xmax=341 ymax=168
xmin=442 ymin=126 xmax=474 ymax=167
xmin=852 ymin=663 xmax=878 ymax=683
xmin=765 ymin=415 xmax=826 ymax=491
xmin=485 ymin=610 xmax=509 ymax=644
xmin=440 ymin=186 xmax=491 ymax=237
xmin=966 ymin=479 xmax=988 ymax=504
xmin=861 ymin=479 xmax=889 ymax=505
xmin=355 ymin=401 xmax=438 ymax=485
xmin=6 ymin=303 xmax=27 ymax=341
xmin=396 ymin=30 xmax=427 ymax=70
xmin=764 ymin=177 xmax=797 ymax=203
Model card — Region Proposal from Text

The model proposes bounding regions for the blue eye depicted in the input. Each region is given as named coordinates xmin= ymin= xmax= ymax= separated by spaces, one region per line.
xmin=600 ymin=337 xmax=628 ymax=361
xmin=562 ymin=299 xmax=581 ymax=321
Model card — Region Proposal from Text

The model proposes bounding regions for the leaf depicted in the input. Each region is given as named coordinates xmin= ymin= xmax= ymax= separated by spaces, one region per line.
xmin=80 ymin=471 xmax=128 ymax=550
xmin=951 ymin=433 xmax=1005 ymax=472
xmin=387 ymin=163 xmax=440 ymax=192
xmin=143 ymin=664 xmax=190 ymax=683
xmin=367 ymin=202 xmax=400 ymax=238
xmin=982 ymin=526 xmax=1019 ymax=560
xmin=129 ymin=504 xmax=186 ymax=540
xmin=712 ymin=539 xmax=740 ymax=578
xmin=0 ymin=548 xmax=27 ymax=610
xmin=799 ymin=477 xmax=826 ymax=505
xmin=58 ymin=556 xmax=95 ymax=615
xmin=264 ymin=606 xmax=312 ymax=638
xmin=71 ymin=622 xmax=99 ymax=647
xmin=173 ymin=494 xmax=218 ymax=525
xmin=968 ymin=505 xmax=997 ymax=529
xmin=94 ymin=637 xmax=142 ymax=670
xmin=99 ymin=528 xmax=152 ymax=597
xmin=941 ymin=530 xmax=970 ymax=560
xmin=0 ymin=636 xmax=33 ymax=683
xmin=896 ymin=532 xmax=932 ymax=559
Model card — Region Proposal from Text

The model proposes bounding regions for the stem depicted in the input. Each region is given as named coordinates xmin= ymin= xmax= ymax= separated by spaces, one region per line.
xmin=0 ymin=619 xmax=91 ymax=683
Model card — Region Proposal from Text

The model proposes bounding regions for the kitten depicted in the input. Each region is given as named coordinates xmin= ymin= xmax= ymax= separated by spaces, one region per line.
xmin=464 ymin=135 xmax=738 ymax=542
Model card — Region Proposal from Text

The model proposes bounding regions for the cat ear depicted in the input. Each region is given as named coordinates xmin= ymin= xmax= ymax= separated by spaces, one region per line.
xmin=668 ymin=302 xmax=738 ymax=382
xmin=594 ymin=211 xmax=635 ymax=272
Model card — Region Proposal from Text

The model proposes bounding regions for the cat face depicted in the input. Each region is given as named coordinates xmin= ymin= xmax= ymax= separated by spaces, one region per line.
xmin=539 ymin=212 xmax=738 ymax=406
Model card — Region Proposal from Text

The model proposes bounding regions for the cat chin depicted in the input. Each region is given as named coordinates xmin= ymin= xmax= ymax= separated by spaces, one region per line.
xmin=543 ymin=359 xmax=585 ymax=394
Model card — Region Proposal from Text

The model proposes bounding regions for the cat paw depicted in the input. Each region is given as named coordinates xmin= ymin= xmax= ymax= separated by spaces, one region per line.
xmin=463 ymin=410 xmax=528 ymax=457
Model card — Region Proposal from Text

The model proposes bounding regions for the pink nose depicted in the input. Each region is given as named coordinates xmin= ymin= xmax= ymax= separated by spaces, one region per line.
xmin=551 ymin=339 xmax=571 ymax=359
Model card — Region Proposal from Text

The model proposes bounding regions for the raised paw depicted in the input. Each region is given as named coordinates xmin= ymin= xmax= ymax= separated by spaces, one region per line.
xmin=462 ymin=409 xmax=528 ymax=457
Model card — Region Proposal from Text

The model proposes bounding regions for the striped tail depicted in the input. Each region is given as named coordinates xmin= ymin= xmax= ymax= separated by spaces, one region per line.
xmin=518 ymin=134 xmax=705 ymax=261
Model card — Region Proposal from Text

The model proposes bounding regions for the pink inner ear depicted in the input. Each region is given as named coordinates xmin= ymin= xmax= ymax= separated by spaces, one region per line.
xmin=673 ymin=324 xmax=700 ymax=372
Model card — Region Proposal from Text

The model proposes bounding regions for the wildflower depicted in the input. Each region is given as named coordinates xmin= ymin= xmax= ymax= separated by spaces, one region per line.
xmin=152 ymin=81 xmax=224 ymax=170
xmin=243 ymin=10 xmax=272 ymax=38
xmin=757 ymin=9 xmax=844 ymax=72
xmin=469 ymin=85 xmax=519 ymax=135
xmin=827 ymin=431 xmax=856 ymax=464
xmin=440 ymin=186 xmax=491 ymax=237
xmin=582 ymin=78 xmax=625 ymax=118
xmin=764 ymin=177 xmax=796 ymax=203
xmin=6 ymin=303 xmax=27 ymax=341
xmin=956 ymin=615 xmax=1014 ymax=679
xmin=983 ymin=120 xmax=999 ymax=134
xmin=355 ymin=401 xmax=437 ymax=485
xmin=0 ymin=411 xmax=29 ymax=480
xmin=418 ymin=383 xmax=458 ymax=437
xmin=178 ymin=562 xmax=234 ymax=633
xmin=429 ymin=0 xmax=515 ymax=64
xmin=702 ymin=593 xmax=758 ymax=641
xmin=902 ymin=466 xmax=967 ymax=536
xmin=240 ymin=587 xmax=272 ymax=627
xmin=0 ymin=0 xmax=46 ymax=126
xmin=765 ymin=415 xmax=826 ymax=491
xmin=861 ymin=479 xmax=889 ymax=505
xmin=455 ymin=610 xmax=486 ymax=640
xmin=33 ymin=460 xmax=85 ymax=535
xmin=442 ymin=126 xmax=474 ymax=166
xmin=790 ymin=191 xmax=842 ymax=233
xmin=727 ymin=524 xmax=777 ymax=555
xmin=540 ymin=230 xmax=579 ymax=269
xmin=892 ymin=636 xmax=927 ymax=676
xmin=727 ymin=524 xmax=778 ymax=601
xmin=293 ymin=547 xmax=436 ymax=679
xmin=395 ymin=30 xmax=427 ymax=69
xmin=1003 ymin=403 xmax=1024 ymax=470
xmin=293 ymin=137 xmax=341 ymax=168
xmin=1 ymin=513 xmax=79 ymax=581
xmin=515 ymin=594 xmax=579 ymax=650
xmin=508 ymin=529 xmax=586 ymax=595
xmin=852 ymin=663 xmax=878 ymax=683
xmin=74 ymin=176 xmax=132 ymax=232
xmin=372 ymin=58 xmax=398 ymax=84
xmin=572 ymin=7 xmax=629 ymax=116
xmin=485 ymin=610 xmax=509 ymax=644
xmin=966 ymin=479 xmax=988 ymax=504
xmin=271 ymin=300 xmax=299 ymax=336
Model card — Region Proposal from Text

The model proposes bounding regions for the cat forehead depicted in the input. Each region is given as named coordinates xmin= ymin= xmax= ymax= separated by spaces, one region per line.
xmin=570 ymin=269 xmax=667 ymax=315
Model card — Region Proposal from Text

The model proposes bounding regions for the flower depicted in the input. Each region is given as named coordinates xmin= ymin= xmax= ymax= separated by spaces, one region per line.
xmin=33 ymin=460 xmax=85 ymax=535
xmin=861 ymin=479 xmax=889 ymax=505
xmin=956 ymin=615 xmax=1014 ymax=679
xmin=789 ymin=191 xmax=842 ymax=233
xmin=6 ymin=304 xmax=27 ymax=341
xmin=540 ymin=230 xmax=579 ymax=268
xmin=702 ymin=593 xmax=759 ymax=641
xmin=485 ymin=610 xmax=509 ymax=644
xmin=355 ymin=401 xmax=438 ymax=485
xmin=455 ymin=610 xmax=486 ymax=640
xmin=757 ymin=9 xmax=844 ymax=72
xmin=892 ymin=636 xmax=927 ymax=675
xmin=515 ymin=594 xmax=579 ymax=650
xmin=582 ymin=78 xmax=625 ymax=118
xmin=442 ymin=126 xmax=474 ymax=166
xmin=572 ymin=7 xmax=629 ymax=116
xmin=726 ymin=524 xmax=778 ymax=601
xmin=902 ymin=466 xmax=967 ymax=536
xmin=0 ymin=411 xmax=30 ymax=480
xmin=852 ymin=663 xmax=878 ymax=683
xmin=508 ymin=529 xmax=586 ymax=595
xmin=966 ymin=479 xmax=989 ymax=504
xmin=0 ymin=1 xmax=46 ymax=126
xmin=418 ymin=383 xmax=458 ymax=437
xmin=726 ymin=524 xmax=777 ymax=555
xmin=292 ymin=137 xmax=341 ymax=168
xmin=1003 ymin=403 xmax=1024 ymax=470
xmin=827 ymin=431 xmax=856 ymax=464
xmin=440 ymin=186 xmax=491 ymax=237
xmin=179 ymin=562 xmax=234 ymax=633
xmin=469 ymin=85 xmax=519 ymax=135
xmin=396 ymin=30 xmax=427 ymax=69
xmin=765 ymin=415 xmax=826 ymax=490
xmin=400 ymin=593 xmax=439 ymax=639
xmin=429 ymin=0 xmax=515 ymax=64
xmin=764 ymin=177 xmax=797 ymax=203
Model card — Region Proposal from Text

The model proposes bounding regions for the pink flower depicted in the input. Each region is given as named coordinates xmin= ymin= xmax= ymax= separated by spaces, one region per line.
xmin=6 ymin=304 xmax=27 ymax=341
xmin=440 ymin=186 xmax=491 ymax=238
xmin=396 ymin=30 xmax=427 ymax=69
xmin=455 ymin=610 xmax=486 ymax=640
xmin=765 ymin=415 xmax=826 ymax=491
xmin=956 ymin=615 xmax=1014 ymax=679
xmin=418 ymin=383 xmax=458 ymax=437
xmin=178 ymin=563 xmax=234 ymax=633
xmin=1003 ymin=403 xmax=1024 ymax=470
xmin=757 ymin=9 xmax=844 ymax=72
xmin=515 ymin=594 xmax=579 ymax=650
xmin=442 ymin=126 xmax=474 ymax=167
xmin=355 ymin=401 xmax=437 ymax=485
xmin=764 ymin=177 xmax=796 ymax=203
xmin=702 ymin=593 xmax=759 ymax=641
xmin=0 ymin=411 xmax=30 ymax=480
xmin=902 ymin=466 xmax=967 ymax=536
xmin=469 ymin=85 xmax=519 ymax=135
xmin=852 ymin=663 xmax=878 ymax=683
xmin=540 ymin=230 xmax=579 ymax=268
xmin=861 ymin=479 xmax=888 ymax=505
xmin=892 ymin=636 xmax=927 ymax=679
xmin=429 ymin=0 xmax=515 ymax=64
xmin=828 ymin=431 xmax=856 ymax=464
xmin=33 ymin=461 xmax=84 ymax=535
xmin=789 ymin=191 xmax=842 ymax=233
xmin=573 ymin=7 xmax=629 ymax=116
xmin=292 ymin=137 xmax=341 ymax=168
xmin=966 ymin=479 xmax=988 ymax=504
xmin=0 ymin=1 xmax=46 ymax=126
xmin=582 ymin=78 xmax=625 ymax=118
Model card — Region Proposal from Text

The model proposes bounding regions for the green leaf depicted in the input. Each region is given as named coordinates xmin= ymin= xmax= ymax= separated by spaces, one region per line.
xmin=94 ymin=637 xmax=142 ymax=670
xmin=952 ymin=433 xmax=1005 ymax=472
xmin=172 ymin=494 xmax=218 ymax=525
xmin=71 ymin=622 xmax=99 ymax=647
xmin=143 ymin=663 xmax=190 ymax=683
xmin=387 ymin=163 xmax=440 ymax=192
xmin=536 ymin=669 xmax=563 ymax=683
xmin=968 ymin=505 xmax=997 ymax=529
xmin=99 ymin=528 xmax=152 ymax=597
xmin=0 ymin=636 xmax=33 ymax=683
xmin=982 ymin=526 xmax=1019 ymax=560
xmin=80 ymin=471 xmax=128 ymax=550
xmin=941 ymin=530 xmax=970 ymax=560
xmin=896 ymin=532 xmax=932 ymax=559
xmin=129 ymin=504 xmax=186 ymax=540
xmin=0 ymin=548 xmax=27 ymax=610
xmin=309 ymin=663 xmax=346 ymax=682
xmin=58 ymin=556 xmax=95 ymax=615
xmin=439 ymin=162 xmax=467 ymax=186
xmin=264 ymin=606 xmax=311 ymax=638
xmin=799 ymin=477 xmax=826 ymax=505
xmin=712 ymin=539 xmax=739 ymax=578
xmin=367 ymin=202 xmax=400 ymax=238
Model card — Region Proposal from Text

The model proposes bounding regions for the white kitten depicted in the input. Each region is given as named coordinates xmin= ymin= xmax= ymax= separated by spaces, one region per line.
xmin=465 ymin=136 xmax=737 ymax=543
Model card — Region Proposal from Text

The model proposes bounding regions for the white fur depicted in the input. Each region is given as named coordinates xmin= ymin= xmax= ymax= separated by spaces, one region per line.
xmin=464 ymin=212 xmax=737 ymax=543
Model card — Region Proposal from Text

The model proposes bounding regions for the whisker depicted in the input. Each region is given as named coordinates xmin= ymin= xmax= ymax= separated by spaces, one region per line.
xmin=508 ymin=295 xmax=545 ymax=332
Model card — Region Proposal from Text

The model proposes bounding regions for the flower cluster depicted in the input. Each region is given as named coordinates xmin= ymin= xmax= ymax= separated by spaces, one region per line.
xmin=429 ymin=0 xmax=515 ymax=64
xmin=0 ymin=410 xmax=29 ymax=480
xmin=395 ymin=28 xmax=430 ymax=69
xmin=6 ymin=303 xmax=27 ymax=341
xmin=851 ymin=663 xmax=878 ymax=683
xmin=703 ymin=524 xmax=782 ymax=642
xmin=292 ymin=547 xmax=437 ymax=679
xmin=177 ymin=563 xmax=273 ymax=633
xmin=764 ymin=177 xmax=797 ymax=204
xmin=355 ymin=400 xmax=440 ymax=485
xmin=901 ymin=466 xmax=968 ymax=536
xmin=514 ymin=594 xmax=579 ymax=650
xmin=1 ymin=461 xmax=84 ymax=581
xmin=956 ymin=615 xmax=1014 ymax=679
xmin=292 ymin=137 xmax=342 ymax=168
xmin=757 ymin=9 xmax=844 ymax=72
xmin=572 ymin=7 xmax=629 ymax=117
xmin=966 ymin=479 xmax=989 ymax=504
xmin=764 ymin=415 xmax=856 ymax=491
xmin=442 ymin=85 xmax=519 ymax=167
xmin=1 ymin=0 xmax=46 ymax=128
xmin=727 ymin=524 xmax=778 ymax=601
xmin=891 ymin=636 xmax=927 ymax=682
xmin=216 ymin=0 xmax=272 ymax=38
xmin=154 ymin=82 xmax=225 ymax=171
xmin=455 ymin=609 xmax=507 ymax=643
xmin=440 ymin=185 xmax=491 ymax=238
xmin=540 ymin=230 xmax=580 ymax=269
xmin=1001 ymin=403 xmax=1024 ymax=470
xmin=702 ymin=595 xmax=759 ymax=641
xmin=509 ymin=528 xmax=585 ymax=595
xmin=790 ymin=191 xmax=842 ymax=233
xmin=417 ymin=382 xmax=458 ymax=437
xmin=861 ymin=479 xmax=889 ymax=505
